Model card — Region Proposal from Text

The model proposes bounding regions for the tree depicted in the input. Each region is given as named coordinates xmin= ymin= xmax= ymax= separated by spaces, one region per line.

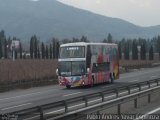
xmin=4 ymin=39 xmax=8 ymax=59
xmin=132 ymin=40 xmax=138 ymax=60
xmin=37 ymin=46 xmax=40 ymax=59
xmin=56 ymin=41 xmax=60 ymax=58
xmin=46 ymin=45 xmax=49 ymax=59
xmin=124 ymin=42 xmax=130 ymax=60
xmin=140 ymin=44 xmax=143 ymax=60
xmin=49 ymin=44 xmax=52 ymax=59
xmin=158 ymin=36 xmax=160 ymax=59
xmin=19 ymin=42 xmax=22 ymax=59
xmin=0 ymin=38 xmax=3 ymax=59
xmin=15 ymin=50 xmax=17 ymax=59
xmin=30 ymin=37 xmax=34 ymax=59
xmin=0 ymin=30 xmax=5 ymax=40
xmin=34 ymin=36 xmax=38 ymax=59
xmin=118 ymin=42 xmax=122 ymax=60
xmin=107 ymin=33 xmax=113 ymax=43
xmin=135 ymin=43 xmax=138 ymax=60
xmin=52 ymin=38 xmax=57 ymax=59
xmin=149 ymin=45 xmax=154 ymax=60
xmin=41 ymin=42 xmax=45 ymax=59
xmin=140 ymin=43 xmax=146 ymax=60
xmin=103 ymin=38 xmax=107 ymax=43
xmin=0 ymin=30 xmax=5 ymax=59
xmin=80 ymin=36 xmax=87 ymax=42
xmin=52 ymin=38 xmax=60 ymax=59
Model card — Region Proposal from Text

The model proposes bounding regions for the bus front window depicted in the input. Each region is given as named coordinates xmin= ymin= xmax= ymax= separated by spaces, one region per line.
xmin=58 ymin=62 xmax=71 ymax=76
xmin=58 ymin=61 xmax=85 ymax=76
xmin=72 ymin=61 xmax=85 ymax=76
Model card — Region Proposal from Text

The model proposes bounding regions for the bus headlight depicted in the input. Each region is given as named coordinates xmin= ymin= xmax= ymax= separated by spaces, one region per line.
xmin=56 ymin=68 xmax=59 ymax=76
xmin=87 ymin=68 xmax=90 ymax=73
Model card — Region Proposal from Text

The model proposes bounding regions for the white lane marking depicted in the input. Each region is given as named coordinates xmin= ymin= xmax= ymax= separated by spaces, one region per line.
xmin=63 ymin=92 xmax=82 ymax=97
xmin=151 ymin=75 xmax=158 ymax=78
xmin=120 ymin=68 xmax=160 ymax=79
xmin=119 ymin=91 xmax=128 ymax=95
xmin=46 ymin=108 xmax=65 ymax=114
xmin=102 ymin=85 xmax=115 ymax=88
xmin=24 ymin=115 xmax=40 ymax=120
xmin=135 ymin=107 xmax=160 ymax=120
xmin=105 ymin=94 xmax=116 ymax=99
xmin=0 ymin=89 xmax=54 ymax=101
xmin=129 ymin=79 xmax=139 ymax=82
xmin=147 ymin=107 xmax=160 ymax=114
xmin=1 ymin=103 xmax=32 ymax=111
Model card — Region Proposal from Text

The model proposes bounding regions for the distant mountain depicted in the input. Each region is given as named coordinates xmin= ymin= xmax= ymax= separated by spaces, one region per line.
xmin=0 ymin=0 xmax=160 ymax=41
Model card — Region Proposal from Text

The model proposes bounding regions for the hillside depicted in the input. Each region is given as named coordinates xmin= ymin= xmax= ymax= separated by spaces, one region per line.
xmin=0 ymin=0 xmax=160 ymax=41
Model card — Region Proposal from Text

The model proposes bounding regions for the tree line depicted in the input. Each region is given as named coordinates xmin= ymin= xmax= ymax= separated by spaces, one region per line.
xmin=0 ymin=30 xmax=23 ymax=59
xmin=29 ymin=36 xmax=60 ymax=59
xmin=116 ymin=37 xmax=159 ymax=60
xmin=0 ymin=30 xmax=160 ymax=60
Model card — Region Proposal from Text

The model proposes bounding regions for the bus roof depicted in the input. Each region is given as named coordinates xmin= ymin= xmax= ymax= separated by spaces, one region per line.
xmin=60 ymin=42 xmax=117 ymax=47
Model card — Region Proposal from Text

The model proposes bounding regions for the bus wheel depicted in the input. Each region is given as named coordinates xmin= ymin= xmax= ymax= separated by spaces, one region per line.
xmin=89 ymin=76 xmax=94 ymax=87
xmin=110 ymin=73 xmax=114 ymax=84
xmin=66 ymin=85 xmax=71 ymax=89
xmin=91 ymin=76 xmax=95 ymax=87
xmin=113 ymin=72 xmax=116 ymax=79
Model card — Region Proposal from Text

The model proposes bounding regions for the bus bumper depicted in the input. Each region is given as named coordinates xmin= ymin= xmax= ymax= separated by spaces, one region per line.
xmin=58 ymin=76 xmax=85 ymax=87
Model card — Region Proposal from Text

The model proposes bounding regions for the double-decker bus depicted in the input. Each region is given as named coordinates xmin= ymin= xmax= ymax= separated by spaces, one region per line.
xmin=56 ymin=42 xmax=119 ymax=88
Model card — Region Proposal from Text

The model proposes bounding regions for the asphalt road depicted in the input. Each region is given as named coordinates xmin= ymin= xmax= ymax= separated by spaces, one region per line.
xmin=0 ymin=67 xmax=160 ymax=114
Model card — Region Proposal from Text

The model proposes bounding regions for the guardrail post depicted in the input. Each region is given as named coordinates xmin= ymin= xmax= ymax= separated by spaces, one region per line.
xmin=84 ymin=96 xmax=88 ymax=107
xmin=148 ymin=94 xmax=151 ymax=103
xmin=115 ymin=89 xmax=118 ymax=97
xmin=138 ymin=84 xmax=141 ymax=91
xmin=147 ymin=81 xmax=151 ymax=88
xmin=134 ymin=98 xmax=137 ymax=108
xmin=100 ymin=92 xmax=104 ymax=102
xmin=38 ymin=106 xmax=44 ymax=120
xmin=96 ymin=111 xmax=100 ymax=120
xmin=127 ymin=86 xmax=131 ymax=94
xmin=117 ymin=104 xmax=121 ymax=115
xmin=64 ymin=101 xmax=68 ymax=113
xmin=156 ymin=79 xmax=159 ymax=86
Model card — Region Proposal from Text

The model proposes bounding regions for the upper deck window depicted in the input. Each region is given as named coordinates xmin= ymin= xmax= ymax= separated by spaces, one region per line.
xmin=59 ymin=46 xmax=85 ymax=58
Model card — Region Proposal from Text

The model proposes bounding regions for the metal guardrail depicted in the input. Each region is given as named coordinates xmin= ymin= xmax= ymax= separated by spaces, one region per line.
xmin=7 ymin=78 xmax=160 ymax=120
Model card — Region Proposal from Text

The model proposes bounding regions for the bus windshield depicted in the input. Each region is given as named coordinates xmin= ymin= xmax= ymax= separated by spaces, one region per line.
xmin=58 ymin=61 xmax=85 ymax=76
xmin=59 ymin=46 xmax=85 ymax=58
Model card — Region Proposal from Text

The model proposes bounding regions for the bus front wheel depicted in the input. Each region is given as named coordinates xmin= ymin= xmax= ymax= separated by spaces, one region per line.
xmin=66 ymin=85 xmax=71 ymax=89
xmin=110 ymin=73 xmax=114 ymax=84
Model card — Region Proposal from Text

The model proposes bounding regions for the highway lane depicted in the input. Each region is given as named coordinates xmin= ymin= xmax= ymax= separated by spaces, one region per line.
xmin=0 ymin=67 xmax=160 ymax=114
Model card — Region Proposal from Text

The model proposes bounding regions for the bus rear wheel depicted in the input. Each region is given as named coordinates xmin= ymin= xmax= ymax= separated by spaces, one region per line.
xmin=110 ymin=73 xmax=114 ymax=84
xmin=66 ymin=85 xmax=71 ymax=89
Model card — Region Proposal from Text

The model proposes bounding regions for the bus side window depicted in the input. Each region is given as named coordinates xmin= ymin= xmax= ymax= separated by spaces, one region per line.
xmin=92 ymin=62 xmax=110 ymax=73
xmin=92 ymin=63 xmax=98 ymax=73
xmin=86 ymin=45 xmax=92 ymax=68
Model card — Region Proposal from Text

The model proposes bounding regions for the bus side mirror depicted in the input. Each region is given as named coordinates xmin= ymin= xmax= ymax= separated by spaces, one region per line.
xmin=56 ymin=68 xmax=59 ymax=76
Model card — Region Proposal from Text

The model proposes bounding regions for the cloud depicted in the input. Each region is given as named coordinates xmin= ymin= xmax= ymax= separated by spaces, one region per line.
xmin=129 ymin=0 xmax=151 ymax=7
xmin=95 ymin=0 xmax=101 ymax=4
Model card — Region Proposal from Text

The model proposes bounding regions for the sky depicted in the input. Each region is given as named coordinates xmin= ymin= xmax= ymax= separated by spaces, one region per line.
xmin=57 ymin=0 xmax=160 ymax=27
